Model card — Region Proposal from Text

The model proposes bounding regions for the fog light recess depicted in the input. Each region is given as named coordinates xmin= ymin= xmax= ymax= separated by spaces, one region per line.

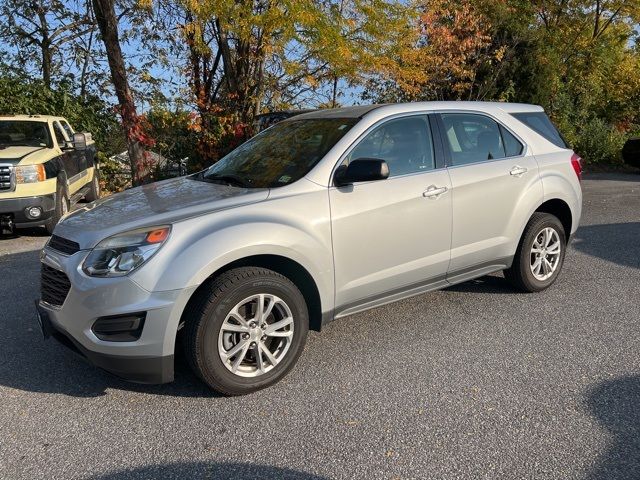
xmin=92 ymin=313 xmax=146 ymax=342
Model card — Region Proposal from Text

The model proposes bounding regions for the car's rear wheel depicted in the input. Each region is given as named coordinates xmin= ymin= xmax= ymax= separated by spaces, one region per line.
xmin=45 ymin=182 xmax=69 ymax=235
xmin=504 ymin=212 xmax=567 ymax=292
xmin=183 ymin=267 xmax=309 ymax=395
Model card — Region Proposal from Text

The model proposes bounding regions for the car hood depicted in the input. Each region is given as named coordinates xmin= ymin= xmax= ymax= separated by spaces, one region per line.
xmin=55 ymin=176 xmax=270 ymax=249
xmin=0 ymin=146 xmax=48 ymax=164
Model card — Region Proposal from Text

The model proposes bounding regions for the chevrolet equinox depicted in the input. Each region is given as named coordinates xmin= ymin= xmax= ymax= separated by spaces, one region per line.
xmin=36 ymin=102 xmax=583 ymax=395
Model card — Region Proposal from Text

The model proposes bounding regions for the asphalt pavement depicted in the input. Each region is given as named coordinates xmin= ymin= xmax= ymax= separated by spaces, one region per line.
xmin=0 ymin=173 xmax=639 ymax=479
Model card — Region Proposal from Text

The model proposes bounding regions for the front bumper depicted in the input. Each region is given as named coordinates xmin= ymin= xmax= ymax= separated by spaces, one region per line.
xmin=37 ymin=246 xmax=196 ymax=384
xmin=0 ymin=193 xmax=55 ymax=227
xmin=36 ymin=302 xmax=174 ymax=383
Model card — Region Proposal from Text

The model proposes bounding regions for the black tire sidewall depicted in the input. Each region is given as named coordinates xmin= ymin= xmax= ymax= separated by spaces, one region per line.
xmin=46 ymin=183 xmax=68 ymax=234
xmin=86 ymin=170 xmax=100 ymax=202
xmin=194 ymin=272 xmax=308 ymax=394
xmin=518 ymin=215 xmax=567 ymax=291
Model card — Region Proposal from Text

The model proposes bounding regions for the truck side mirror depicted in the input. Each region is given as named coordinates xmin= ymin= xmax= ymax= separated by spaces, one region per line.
xmin=73 ymin=132 xmax=89 ymax=151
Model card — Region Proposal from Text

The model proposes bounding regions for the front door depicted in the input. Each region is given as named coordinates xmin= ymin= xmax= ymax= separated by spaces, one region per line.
xmin=329 ymin=114 xmax=452 ymax=314
xmin=53 ymin=121 xmax=82 ymax=193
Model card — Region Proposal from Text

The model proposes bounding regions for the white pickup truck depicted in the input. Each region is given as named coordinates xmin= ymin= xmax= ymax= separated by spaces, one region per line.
xmin=0 ymin=115 xmax=99 ymax=234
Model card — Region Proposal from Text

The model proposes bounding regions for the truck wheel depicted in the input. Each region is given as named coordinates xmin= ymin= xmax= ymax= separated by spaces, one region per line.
xmin=84 ymin=169 xmax=100 ymax=202
xmin=504 ymin=212 xmax=567 ymax=292
xmin=184 ymin=267 xmax=309 ymax=396
xmin=45 ymin=183 xmax=69 ymax=235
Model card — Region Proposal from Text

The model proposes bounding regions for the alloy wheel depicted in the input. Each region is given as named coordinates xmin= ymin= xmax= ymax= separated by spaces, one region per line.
xmin=217 ymin=294 xmax=294 ymax=377
xmin=530 ymin=227 xmax=561 ymax=281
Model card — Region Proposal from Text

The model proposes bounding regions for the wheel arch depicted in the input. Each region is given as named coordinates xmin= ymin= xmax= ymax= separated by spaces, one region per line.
xmin=181 ymin=254 xmax=324 ymax=333
xmin=534 ymin=198 xmax=573 ymax=240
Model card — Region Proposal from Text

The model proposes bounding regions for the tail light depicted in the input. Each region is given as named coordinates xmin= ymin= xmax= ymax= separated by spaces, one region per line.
xmin=571 ymin=153 xmax=583 ymax=181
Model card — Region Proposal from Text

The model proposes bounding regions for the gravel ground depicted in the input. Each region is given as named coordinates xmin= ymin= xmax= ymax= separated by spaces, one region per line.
xmin=0 ymin=173 xmax=639 ymax=480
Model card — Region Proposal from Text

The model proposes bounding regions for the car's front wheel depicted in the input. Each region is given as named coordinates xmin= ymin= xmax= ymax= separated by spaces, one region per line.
xmin=45 ymin=183 xmax=69 ymax=235
xmin=183 ymin=267 xmax=309 ymax=395
xmin=504 ymin=212 xmax=567 ymax=292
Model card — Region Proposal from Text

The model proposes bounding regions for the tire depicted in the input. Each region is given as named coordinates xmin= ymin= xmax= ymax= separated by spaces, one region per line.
xmin=184 ymin=267 xmax=309 ymax=395
xmin=504 ymin=212 xmax=567 ymax=292
xmin=45 ymin=182 xmax=69 ymax=235
xmin=84 ymin=169 xmax=100 ymax=202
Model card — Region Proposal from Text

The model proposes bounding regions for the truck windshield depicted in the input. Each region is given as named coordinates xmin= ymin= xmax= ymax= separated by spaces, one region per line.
xmin=196 ymin=117 xmax=358 ymax=188
xmin=0 ymin=121 xmax=52 ymax=148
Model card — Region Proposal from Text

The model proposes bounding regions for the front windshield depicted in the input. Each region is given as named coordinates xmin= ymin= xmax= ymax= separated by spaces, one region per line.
xmin=198 ymin=117 xmax=358 ymax=188
xmin=0 ymin=121 xmax=52 ymax=148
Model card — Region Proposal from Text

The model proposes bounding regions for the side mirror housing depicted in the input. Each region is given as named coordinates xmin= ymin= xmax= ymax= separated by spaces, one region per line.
xmin=73 ymin=132 xmax=91 ymax=151
xmin=334 ymin=158 xmax=389 ymax=187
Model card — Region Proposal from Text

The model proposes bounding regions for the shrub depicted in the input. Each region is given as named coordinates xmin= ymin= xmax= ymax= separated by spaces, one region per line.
xmin=573 ymin=118 xmax=626 ymax=165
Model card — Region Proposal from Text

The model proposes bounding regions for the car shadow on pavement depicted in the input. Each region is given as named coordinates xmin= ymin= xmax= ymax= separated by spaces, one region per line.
xmin=444 ymin=274 xmax=518 ymax=294
xmin=0 ymin=249 xmax=220 ymax=398
xmin=572 ymin=222 xmax=640 ymax=270
xmin=0 ymin=227 xmax=49 ymax=240
xmin=584 ymin=375 xmax=640 ymax=480
xmin=89 ymin=462 xmax=328 ymax=479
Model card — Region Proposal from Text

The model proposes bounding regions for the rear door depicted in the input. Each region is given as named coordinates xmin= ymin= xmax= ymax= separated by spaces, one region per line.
xmin=436 ymin=112 xmax=541 ymax=279
xmin=330 ymin=114 xmax=453 ymax=313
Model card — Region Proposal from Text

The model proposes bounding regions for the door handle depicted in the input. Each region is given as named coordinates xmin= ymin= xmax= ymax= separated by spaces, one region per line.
xmin=510 ymin=166 xmax=528 ymax=177
xmin=423 ymin=185 xmax=448 ymax=199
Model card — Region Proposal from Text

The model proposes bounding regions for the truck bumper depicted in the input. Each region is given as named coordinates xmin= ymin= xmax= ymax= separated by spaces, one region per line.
xmin=0 ymin=193 xmax=55 ymax=227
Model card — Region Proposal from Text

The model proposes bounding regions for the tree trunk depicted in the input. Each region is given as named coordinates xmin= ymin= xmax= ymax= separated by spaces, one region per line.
xmin=35 ymin=4 xmax=51 ymax=89
xmin=92 ymin=0 xmax=146 ymax=185
xmin=41 ymin=40 xmax=51 ymax=89
xmin=79 ymin=28 xmax=94 ymax=100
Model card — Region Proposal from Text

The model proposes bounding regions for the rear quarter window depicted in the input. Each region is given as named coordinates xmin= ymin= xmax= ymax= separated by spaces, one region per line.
xmin=511 ymin=112 xmax=567 ymax=148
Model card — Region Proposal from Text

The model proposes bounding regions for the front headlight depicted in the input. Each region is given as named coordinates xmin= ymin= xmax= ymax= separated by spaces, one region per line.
xmin=15 ymin=164 xmax=46 ymax=183
xmin=82 ymin=226 xmax=171 ymax=277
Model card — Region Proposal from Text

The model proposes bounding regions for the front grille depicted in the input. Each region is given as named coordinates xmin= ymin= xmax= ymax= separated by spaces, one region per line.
xmin=48 ymin=235 xmax=81 ymax=255
xmin=0 ymin=165 xmax=12 ymax=191
xmin=41 ymin=264 xmax=71 ymax=307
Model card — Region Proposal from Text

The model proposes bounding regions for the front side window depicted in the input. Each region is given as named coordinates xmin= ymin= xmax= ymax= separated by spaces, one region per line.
xmin=197 ymin=118 xmax=357 ymax=188
xmin=346 ymin=115 xmax=435 ymax=177
xmin=53 ymin=122 xmax=68 ymax=146
xmin=60 ymin=120 xmax=74 ymax=138
xmin=441 ymin=113 xmax=523 ymax=166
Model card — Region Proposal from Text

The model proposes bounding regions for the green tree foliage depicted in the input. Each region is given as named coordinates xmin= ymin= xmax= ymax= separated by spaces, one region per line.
xmin=174 ymin=0 xmax=414 ymax=162
xmin=369 ymin=0 xmax=640 ymax=164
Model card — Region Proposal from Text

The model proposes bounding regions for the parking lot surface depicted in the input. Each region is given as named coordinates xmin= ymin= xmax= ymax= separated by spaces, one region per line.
xmin=1 ymin=173 xmax=639 ymax=479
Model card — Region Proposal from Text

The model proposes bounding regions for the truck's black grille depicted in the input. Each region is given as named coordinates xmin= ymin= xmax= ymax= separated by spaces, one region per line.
xmin=41 ymin=264 xmax=71 ymax=307
xmin=0 ymin=165 xmax=12 ymax=191
xmin=48 ymin=235 xmax=81 ymax=255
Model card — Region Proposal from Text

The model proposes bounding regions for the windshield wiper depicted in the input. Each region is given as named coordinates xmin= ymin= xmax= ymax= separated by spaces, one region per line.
xmin=201 ymin=173 xmax=250 ymax=188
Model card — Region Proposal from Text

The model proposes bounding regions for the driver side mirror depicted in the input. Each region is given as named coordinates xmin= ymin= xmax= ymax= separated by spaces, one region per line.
xmin=334 ymin=158 xmax=390 ymax=187
xmin=72 ymin=132 xmax=91 ymax=151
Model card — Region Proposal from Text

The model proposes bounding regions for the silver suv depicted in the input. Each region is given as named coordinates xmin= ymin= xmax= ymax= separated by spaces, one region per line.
xmin=36 ymin=102 xmax=583 ymax=395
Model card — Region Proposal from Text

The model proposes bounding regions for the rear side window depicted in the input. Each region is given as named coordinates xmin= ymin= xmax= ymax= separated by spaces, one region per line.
xmin=500 ymin=125 xmax=524 ymax=156
xmin=441 ymin=113 xmax=509 ymax=165
xmin=511 ymin=112 xmax=567 ymax=148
